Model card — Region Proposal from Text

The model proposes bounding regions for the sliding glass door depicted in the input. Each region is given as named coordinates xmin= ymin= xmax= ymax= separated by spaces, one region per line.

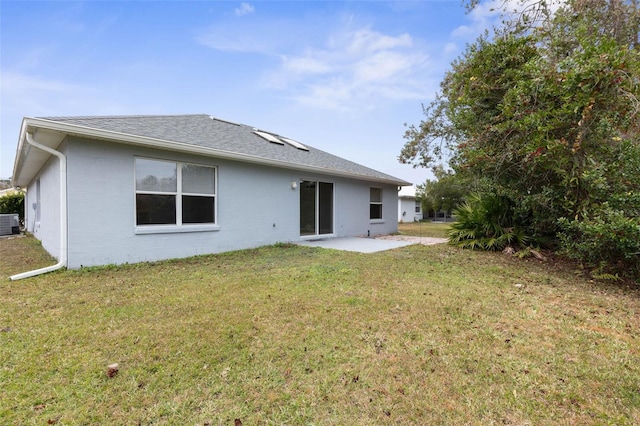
xmin=300 ymin=180 xmax=333 ymax=236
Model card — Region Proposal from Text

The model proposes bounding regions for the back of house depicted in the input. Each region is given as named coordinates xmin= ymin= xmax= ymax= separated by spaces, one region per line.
xmin=11 ymin=114 xmax=410 ymax=270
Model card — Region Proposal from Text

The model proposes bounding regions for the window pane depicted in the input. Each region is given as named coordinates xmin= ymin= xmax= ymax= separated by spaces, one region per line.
xmin=136 ymin=159 xmax=177 ymax=192
xmin=136 ymin=194 xmax=176 ymax=225
xmin=182 ymin=195 xmax=215 ymax=224
xmin=370 ymin=188 xmax=382 ymax=202
xmin=370 ymin=204 xmax=382 ymax=220
xmin=182 ymin=164 xmax=215 ymax=194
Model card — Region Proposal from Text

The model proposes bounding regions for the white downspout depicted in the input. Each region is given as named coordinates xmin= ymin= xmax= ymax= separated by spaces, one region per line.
xmin=10 ymin=132 xmax=67 ymax=280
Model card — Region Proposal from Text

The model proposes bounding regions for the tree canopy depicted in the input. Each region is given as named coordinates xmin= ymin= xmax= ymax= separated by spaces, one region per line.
xmin=417 ymin=165 xmax=469 ymax=214
xmin=400 ymin=0 xmax=640 ymax=280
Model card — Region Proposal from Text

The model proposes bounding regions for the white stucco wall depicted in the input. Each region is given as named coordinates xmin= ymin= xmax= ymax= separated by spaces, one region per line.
xmin=25 ymin=152 xmax=63 ymax=259
xmin=60 ymin=137 xmax=399 ymax=268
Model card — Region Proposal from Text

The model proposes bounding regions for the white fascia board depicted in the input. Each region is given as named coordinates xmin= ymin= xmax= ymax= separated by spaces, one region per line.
xmin=11 ymin=122 xmax=27 ymax=187
xmin=15 ymin=117 xmax=410 ymax=187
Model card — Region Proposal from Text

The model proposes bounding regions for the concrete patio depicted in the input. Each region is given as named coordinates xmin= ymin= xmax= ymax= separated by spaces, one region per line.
xmin=295 ymin=235 xmax=447 ymax=253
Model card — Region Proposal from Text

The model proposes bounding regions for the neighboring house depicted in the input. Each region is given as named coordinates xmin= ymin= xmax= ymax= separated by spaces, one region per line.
xmin=398 ymin=185 xmax=422 ymax=222
xmin=11 ymin=114 xmax=410 ymax=274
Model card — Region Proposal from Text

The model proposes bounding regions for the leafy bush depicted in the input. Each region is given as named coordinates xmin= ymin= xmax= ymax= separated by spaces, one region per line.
xmin=400 ymin=0 xmax=640 ymax=284
xmin=0 ymin=192 xmax=25 ymax=225
xmin=558 ymin=208 xmax=640 ymax=281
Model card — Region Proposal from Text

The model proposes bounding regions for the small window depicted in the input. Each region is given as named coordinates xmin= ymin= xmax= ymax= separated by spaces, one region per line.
xmin=370 ymin=188 xmax=383 ymax=220
xmin=135 ymin=158 xmax=216 ymax=228
xmin=415 ymin=200 xmax=421 ymax=213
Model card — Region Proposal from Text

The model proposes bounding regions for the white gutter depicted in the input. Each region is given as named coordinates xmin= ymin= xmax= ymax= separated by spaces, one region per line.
xmin=10 ymin=132 xmax=67 ymax=280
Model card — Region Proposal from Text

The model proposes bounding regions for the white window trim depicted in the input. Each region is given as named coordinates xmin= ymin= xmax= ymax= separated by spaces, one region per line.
xmin=135 ymin=224 xmax=219 ymax=235
xmin=369 ymin=187 xmax=384 ymax=222
xmin=134 ymin=157 xmax=219 ymax=234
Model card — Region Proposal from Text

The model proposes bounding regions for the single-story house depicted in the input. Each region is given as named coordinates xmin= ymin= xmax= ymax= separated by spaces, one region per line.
xmin=11 ymin=114 xmax=410 ymax=278
xmin=398 ymin=185 xmax=422 ymax=222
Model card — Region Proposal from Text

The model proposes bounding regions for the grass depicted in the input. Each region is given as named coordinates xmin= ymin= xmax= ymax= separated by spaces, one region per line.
xmin=397 ymin=220 xmax=450 ymax=238
xmin=1 ymin=232 xmax=639 ymax=425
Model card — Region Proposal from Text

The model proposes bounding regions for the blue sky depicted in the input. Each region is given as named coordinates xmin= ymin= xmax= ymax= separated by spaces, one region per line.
xmin=0 ymin=0 xmax=503 ymax=183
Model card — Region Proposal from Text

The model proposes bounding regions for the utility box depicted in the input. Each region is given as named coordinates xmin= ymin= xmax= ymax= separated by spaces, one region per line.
xmin=0 ymin=214 xmax=20 ymax=236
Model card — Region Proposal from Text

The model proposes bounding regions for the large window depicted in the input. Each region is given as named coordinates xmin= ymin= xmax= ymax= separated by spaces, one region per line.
xmin=370 ymin=187 xmax=383 ymax=220
xmin=135 ymin=158 xmax=216 ymax=228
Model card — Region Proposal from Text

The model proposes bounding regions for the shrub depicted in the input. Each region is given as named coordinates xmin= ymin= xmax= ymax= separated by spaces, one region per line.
xmin=447 ymin=192 xmax=531 ymax=251
xmin=0 ymin=192 xmax=25 ymax=225
xmin=558 ymin=208 xmax=640 ymax=281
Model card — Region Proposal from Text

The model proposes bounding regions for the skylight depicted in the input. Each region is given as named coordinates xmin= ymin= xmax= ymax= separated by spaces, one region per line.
xmin=280 ymin=137 xmax=309 ymax=151
xmin=253 ymin=130 xmax=284 ymax=145
xmin=253 ymin=129 xmax=309 ymax=151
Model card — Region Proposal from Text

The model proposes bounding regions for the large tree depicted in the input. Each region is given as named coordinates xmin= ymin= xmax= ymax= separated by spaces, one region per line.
xmin=400 ymin=0 xmax=640 ymax=278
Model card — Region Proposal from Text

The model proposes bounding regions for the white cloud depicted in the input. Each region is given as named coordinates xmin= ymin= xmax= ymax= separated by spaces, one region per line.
xmin=0 ymin=70 xmax=142 ymax=121
xmin=452 ymin=0 xmax=567 ymax=40
xmin=342 ymin=29 xmax=412 ymax=54
xmin=235 ymin=3 xmax=255 ymax=17
xmin=195 ymin=19 xmax=288 ymax=54
xmin=270 ymin=27 xmax=430 ymax=111
xmin=280 ymin=53 xmax=332 ymax=75
xmin=1 ymin=71 xmax=82 ymax=94
xmin=197 ymin=16 xmax=433 ymax=112
xmin=293 ymin=81 xmax=353 ymax=111
xmin=443 ymin=42 xmax=458 ymax=55
xmin=451 ymin=0 xmax=500 ymax=39
xmin=353 ymin=51 xmax=416 ymax=83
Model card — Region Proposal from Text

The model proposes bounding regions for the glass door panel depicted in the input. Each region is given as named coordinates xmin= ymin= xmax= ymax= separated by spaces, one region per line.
xmin=300 ymin=180 xmax=334 ymax=236
xmin=300 ymin=180 xmax=316 ymax=236
xmin=318 ymin=182 xmax=333 ymax=235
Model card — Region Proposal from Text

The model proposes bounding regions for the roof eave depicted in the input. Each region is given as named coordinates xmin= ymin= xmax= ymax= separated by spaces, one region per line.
xmin=12 ymin=119 xmax=33 ymax=188
xmin=13 ymin=117 xmax=411 ymax=187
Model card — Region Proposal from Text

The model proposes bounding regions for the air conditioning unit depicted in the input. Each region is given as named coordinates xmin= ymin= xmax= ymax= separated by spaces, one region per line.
xmin=0 ymin=214 xmax=19 ymax=236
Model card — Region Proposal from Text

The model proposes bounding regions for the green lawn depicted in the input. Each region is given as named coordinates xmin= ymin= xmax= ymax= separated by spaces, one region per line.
xmin=398 ymin=221 xmax=451 ymax=238
xmin=1 ymin=234 xmax=639 ymax=424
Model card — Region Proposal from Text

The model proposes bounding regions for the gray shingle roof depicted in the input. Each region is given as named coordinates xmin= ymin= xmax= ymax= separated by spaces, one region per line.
xmin=38 ymin=114 xmax=409 ymax=185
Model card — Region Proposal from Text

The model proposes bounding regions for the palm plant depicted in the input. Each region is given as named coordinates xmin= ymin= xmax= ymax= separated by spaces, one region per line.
xmin=447 ymin=193 xmax=530 ymax=251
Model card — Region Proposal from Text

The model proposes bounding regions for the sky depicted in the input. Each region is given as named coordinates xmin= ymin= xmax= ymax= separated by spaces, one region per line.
xmin=0 ymin=0 xmax=504 ymax=184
